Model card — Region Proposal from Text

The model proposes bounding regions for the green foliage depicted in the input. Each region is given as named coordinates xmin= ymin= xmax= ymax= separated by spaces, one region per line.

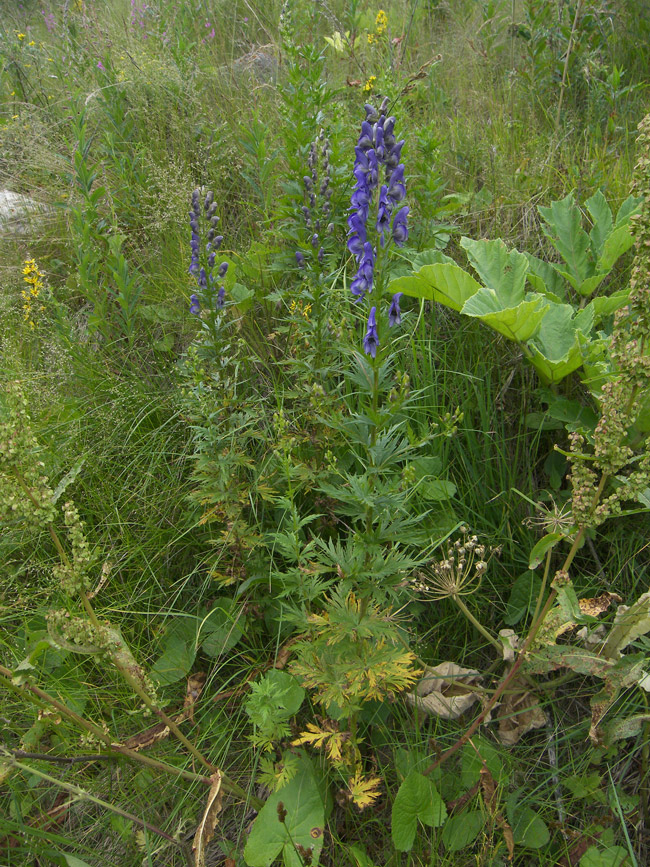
xmin=245 ymin=670 xmax=306 ymax=751
xmin=391 ymin=770 xmax=447 ymax=851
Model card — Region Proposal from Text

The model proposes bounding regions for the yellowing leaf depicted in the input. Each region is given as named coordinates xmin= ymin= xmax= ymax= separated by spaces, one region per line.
xmin=348 ymin=771 xmax=382 ymax=810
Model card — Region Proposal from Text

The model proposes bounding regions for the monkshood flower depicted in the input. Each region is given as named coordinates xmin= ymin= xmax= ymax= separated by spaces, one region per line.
xmin=216 ymin=287 xmax=226 ymax=308
xmin=363 ymin=306 xmax=379 ymax=358
xmin=388 ymin=292 xmax=403 ymax=326
xmin=296 ymin=132 xmax=334 ymax=269
xmin=347 ymin=100 xmax=408 ymax=300
xmin=392 ymin=206 xmax=409 ymax=246
xmin=350 ymin=242 xmax=375 ymax=299
xmin=188 ymin=187 xmax=226 ymax=314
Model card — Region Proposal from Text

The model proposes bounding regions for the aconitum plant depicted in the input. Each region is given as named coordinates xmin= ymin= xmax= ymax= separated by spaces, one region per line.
xmin=188 ymin=188 xmax=226 ymax=316
xmin=347 ymin=100 xmax=408 ymax=357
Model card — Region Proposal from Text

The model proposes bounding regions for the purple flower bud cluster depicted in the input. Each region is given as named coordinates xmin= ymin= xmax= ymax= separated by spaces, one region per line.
xmin=348 ymin=100 xmax=409 ymax=311
xmin=346 ymin=102 xmax=409 ymax=358
xmin=296 ymin=131 xmax=334 ymax=267
xmin=188 ymin=188 xmax=226 ymax=315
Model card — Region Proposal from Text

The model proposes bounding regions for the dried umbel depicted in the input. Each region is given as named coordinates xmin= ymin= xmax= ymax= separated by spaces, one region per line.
xmin=412 ymin=527 xmax=496 ymax=601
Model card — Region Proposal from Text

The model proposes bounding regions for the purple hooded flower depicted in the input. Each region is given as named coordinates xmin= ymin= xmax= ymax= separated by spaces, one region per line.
xmin=376 ymin=185 xmax=392 ymax=245
xmin=386 ymin=165 xmax=406 ymax=205
xmin=357 ymin=120 xmax=375 ymax=151
xmin=392 ymin=206 xmax=409 ymax=246
xmin=350 ymin=242 xmax=375 ymax=300
xmin=189 ymin=294 xmax=200 ymax=315
xmin=218 ymin=262 xmax=229 ymax=278
xmin=388 ymin=292 xmax=403 ymax=326
xmin=363 ymin=306 xmax=379 ymax=358
xmin=295 ymin=250 xmax=305 ymax=268
xmin=216 ymin=286 xmax=226 ymax=308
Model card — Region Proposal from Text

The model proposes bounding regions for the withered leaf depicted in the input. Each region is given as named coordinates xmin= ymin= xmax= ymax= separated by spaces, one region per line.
xmin=405 ymin=662 xmax=481 ymax=719
xmin=184 ymin=672 xmax=207 ymax=723
xmin=578 ymin=592 xmax=622 ymax=618
xmin=192 ymin=771 xmax=223 ymax=867
xmin=480 ymin=766 xmax=514 ymax=860
xmin=496 ymin=686 xmax=546 ymax=746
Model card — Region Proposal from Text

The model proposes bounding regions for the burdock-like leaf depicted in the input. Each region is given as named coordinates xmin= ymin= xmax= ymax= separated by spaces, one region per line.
xmin=461 ymin=291 xmax=548 ymax=343
xmin=388 ymin=262 xmax=481 ymax=311
xmin=460 ymin=237 xmax=529 ymax=302
xmin=192 ymin=771 xmax=223 ymax=867
xmin=538 ymin=194 xmax=592 ymax=288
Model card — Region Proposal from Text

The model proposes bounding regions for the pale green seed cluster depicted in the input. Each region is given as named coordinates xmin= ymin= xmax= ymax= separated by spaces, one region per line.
xmin=569 ymin=115 xmax=650 ymax=528
xmin=52 ymin=501 xmax=93 ymax=596
xmin=0 ymin=381 xmax=56 ymax=528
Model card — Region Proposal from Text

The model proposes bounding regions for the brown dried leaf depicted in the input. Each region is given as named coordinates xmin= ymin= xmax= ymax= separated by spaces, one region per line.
xmin=405 ymin=662 xmax=481 ymax=719
xmin=497 ymin=687 xmax=546 ymax=746
xmin=192 ymin=771 xmax=223 ymax=867
xmin=273 ymin=639 xmax=297 ymax=670
xmin=184 ymin=672 xmax=207 ymax=723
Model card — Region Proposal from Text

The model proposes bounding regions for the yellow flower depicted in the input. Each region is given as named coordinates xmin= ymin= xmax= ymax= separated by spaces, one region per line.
xmin=375 ymin=10 xmax=388 ymax=34
xmin=363 ymin=75 xmax=377 ymax=93
xmin=367 ymin=33 xmax=375 ymax=45
xmin=16 ymin=32 xmax=25 ymax=40
xmin=28 ymin=41 xmax=35 ymax=46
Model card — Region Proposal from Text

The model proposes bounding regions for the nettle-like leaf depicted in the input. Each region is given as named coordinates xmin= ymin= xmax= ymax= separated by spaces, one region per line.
xmin=391 ymin=770 xmax=447 ymax=851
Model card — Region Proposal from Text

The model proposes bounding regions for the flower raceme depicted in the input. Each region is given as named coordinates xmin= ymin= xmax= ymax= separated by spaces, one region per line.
xmin=347 ymin=101 xmax=409 ymax=357
xmin=188 ymin=188 xmax=225 ymax=315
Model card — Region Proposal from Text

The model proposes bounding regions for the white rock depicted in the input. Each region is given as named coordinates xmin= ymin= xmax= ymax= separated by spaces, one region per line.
xmin=0 ymin=190 xmax=52 ymax=234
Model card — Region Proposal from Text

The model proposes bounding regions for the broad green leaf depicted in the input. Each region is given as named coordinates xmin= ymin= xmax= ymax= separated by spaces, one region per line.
xmin=586 ymin=190 xmax=613 ymax=256
xmin=244 ymin=755 xmax=325 ymax=867
xmin=597 ymin=223 xmax=634 ymax=274
xmin=348 ymin=844 xmax=379 ymax=867
xmin=411 ymin=249 xmax=455 ymax=268
xmin=419 ymin=479 xmax=457 ymax=502
xmin=511 ymin=807 xmax=550 ymax=848
xmin=528 ymin=533 xmax=564 ymax=569
xmin=504 ymin=571 xmax=543 ymax=625
xmin=441 ymin=811 xmax=484 ymax=852
xmin=199 ymin=601 xmax=246 ymax=657
xmin=461 ymin=237 xmax=529 ymax=303
xmin=231 ymin=282 xmax=254 ymax=312
xmin=462 ymin=291 xmax=548 ymax=342
xmin=614 ymin=193 xmax=642 ymax=228
xmin=527 ymin=302 xmax=587 ymax=384
xmin=391 ymin=771 xmax=447 ymax=851
xmin=539 ymin=194 xmax=592 ymax=285
xmin=388 ymin=263 xmax=481 ymax=312
xmin=576 ymin=273 xmax=608 ymax=297
xmin=150 ymin=633 xmax=196 ymax=686
xmin=580 ymin=845 xmax=630 ymax=866
xmin=524 ymin=252 xmax=567 ymax=301
xmin=588 ymin=289 xmax=630 ymax=320
xmin=461 ymin=737 xmax=506 ymax=788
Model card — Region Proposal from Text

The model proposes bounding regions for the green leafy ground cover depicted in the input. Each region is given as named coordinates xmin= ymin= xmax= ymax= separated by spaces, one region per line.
xmin=2 ymin=1 xmax=650 ymax=865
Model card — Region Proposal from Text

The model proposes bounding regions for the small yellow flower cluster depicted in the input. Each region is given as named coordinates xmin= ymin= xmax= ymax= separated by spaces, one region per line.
xmin=289 ymin=299 xmax=312 ymax=320
xmin=368 ymin=9 xmax=388 ymax=44
xmin=363 ymin=75 xmax=377 ymax=93
xmin=16 ymin=32 xmax=25 ymax=40
xmin=21 ymin=258 xmax=46 ymax=330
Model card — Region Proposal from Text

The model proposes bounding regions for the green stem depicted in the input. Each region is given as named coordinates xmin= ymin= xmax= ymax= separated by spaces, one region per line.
xmin=453 ymin=594 xmax=501 ymax=652
xmin=531 ymin=548 xmax=553 ymax=628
